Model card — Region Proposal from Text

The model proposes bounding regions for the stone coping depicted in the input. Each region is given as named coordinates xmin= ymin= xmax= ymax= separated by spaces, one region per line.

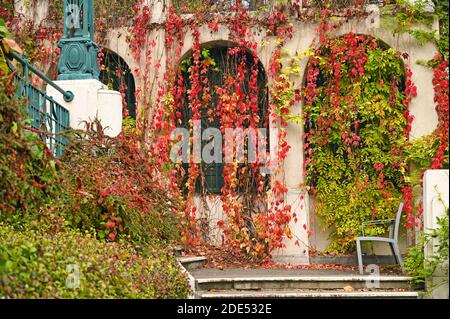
xmin=195 ymin=276 xmax=412 ymax=283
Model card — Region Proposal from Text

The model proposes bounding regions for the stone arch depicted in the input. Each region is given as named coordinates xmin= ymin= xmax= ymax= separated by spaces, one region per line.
xmin=99 ymin=48 xmax=137 ymax=119
xmin=327 ymin=19 xmax=439 ymax=138
xmin=176 ymin=40 xmax=270 ymax=193
xmin=301 ymin=32 xmax=408 ymax=149
xmin=177 ymin=40 xmax=270 ymax=126
xmin=302 ymin=32 xmax=412 ymax=253
xmin=302 ymin=32 xmax=406 ymax=80
xmin=176 ymin=39 xmax=270 ymax=116
xmin=179 ymin=40 xmax=268 ymax=74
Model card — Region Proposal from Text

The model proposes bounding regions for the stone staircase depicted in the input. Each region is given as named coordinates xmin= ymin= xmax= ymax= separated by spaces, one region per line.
xmin=193 ymin=272 xmax=419 ymax=299
xmin=178 ymin=256 xmax=422 ymax=299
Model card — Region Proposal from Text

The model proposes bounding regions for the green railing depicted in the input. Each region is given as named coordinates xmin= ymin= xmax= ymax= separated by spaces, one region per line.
xmin=12 ymin=52 xmax=72 ymax=158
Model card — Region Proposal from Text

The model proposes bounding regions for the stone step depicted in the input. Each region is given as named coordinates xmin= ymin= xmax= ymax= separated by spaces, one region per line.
xmin=196 ymin=275 xmax=413 ymax=291
xmin=310 ymin=255 xmax=398 ymax=266
xmin=178 ymin=256 xmax=208 ymax=270
xmin=196 ymin=290 xmax=420 ymax=299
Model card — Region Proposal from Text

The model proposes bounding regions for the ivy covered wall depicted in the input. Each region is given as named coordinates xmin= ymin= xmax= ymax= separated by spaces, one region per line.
xmin=3 ymin=0 xmax=447 ymax=261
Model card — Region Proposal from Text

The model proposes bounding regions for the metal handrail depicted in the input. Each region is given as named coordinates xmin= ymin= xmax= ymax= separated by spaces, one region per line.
xmin=12 ymin=51 xmax=74 ymax=102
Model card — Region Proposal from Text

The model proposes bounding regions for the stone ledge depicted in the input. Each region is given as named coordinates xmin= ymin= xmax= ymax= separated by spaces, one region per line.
xmin=272 ymin=255 xmax=310 ymax=265
xmin=196 ymin=276 xmax=412 ymax=283
xmin=310 ymin=255 xmax=397 ymax=266
xmin=178 ymin=256 xmax=208 ymax=271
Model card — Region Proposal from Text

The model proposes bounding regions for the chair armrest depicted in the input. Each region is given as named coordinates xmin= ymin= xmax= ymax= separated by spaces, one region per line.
xmin=361 ymin=219 xmax=395 ymax=236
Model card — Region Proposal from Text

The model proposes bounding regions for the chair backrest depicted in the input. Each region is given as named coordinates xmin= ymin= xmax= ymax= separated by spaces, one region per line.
xmin=393 ymin=202 xmax=404 ymax=242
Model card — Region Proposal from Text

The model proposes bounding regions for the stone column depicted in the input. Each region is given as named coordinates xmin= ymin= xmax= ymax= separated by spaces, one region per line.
xmin=272 ymin=96 xmax=310 ymax=264
xmin=47 ymin=0 xmax=122 ymax=137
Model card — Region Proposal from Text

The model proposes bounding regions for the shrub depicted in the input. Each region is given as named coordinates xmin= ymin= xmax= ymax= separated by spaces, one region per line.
xmin=0 ymin=74 xmax=63 ymax=223
xmin=1 ymin=71 xmax=182 ymax=248
xmin=58 ymin=121 xmax=183 ymax=247
xmin=405 ymin=205 xmax=449 ymax=287
xmin=0 ymin=224 xmax=190 ymax=298
xmin=1 ymin=61 xmax=189 ymax=298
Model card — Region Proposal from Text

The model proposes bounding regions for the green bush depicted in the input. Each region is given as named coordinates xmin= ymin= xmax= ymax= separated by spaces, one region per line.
xmin=0 ymin=224 xmax=190 ymax=298
xmin=57 ymin=122 xmax=183 ymax=247
xmin=1 ymin=70 xmax=182 ymax=248
xmin=1 ymin=66 xmax=188 ymax=298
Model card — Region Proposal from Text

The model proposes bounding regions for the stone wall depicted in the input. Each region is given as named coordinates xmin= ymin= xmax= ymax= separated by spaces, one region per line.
xmin=100 ymin=1 xmax=441 ymax=261
xmin=14 ymin=0 xmax=440 ymax=262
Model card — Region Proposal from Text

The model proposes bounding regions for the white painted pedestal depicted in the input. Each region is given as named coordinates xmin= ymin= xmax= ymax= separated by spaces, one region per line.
xmin=423 ymin=169 xmax=449 ymax=299
xmin=46 ymin=79 xmax=122 ymax=137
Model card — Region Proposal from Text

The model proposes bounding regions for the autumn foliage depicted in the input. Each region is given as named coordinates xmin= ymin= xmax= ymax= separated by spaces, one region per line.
xmin=1 ymin=0 xmax=448 ymax=260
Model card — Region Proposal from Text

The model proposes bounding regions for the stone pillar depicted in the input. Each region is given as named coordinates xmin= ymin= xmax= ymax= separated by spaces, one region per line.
xmin=272 ymin=189 xmax=310 ymax=264
xmin=423 ymin=169 xmax=449 ymax=299
xmin=272 ymin=96 xmax=310 ymax=264
xmin=48 ymin=0 xmax=122 ymax=137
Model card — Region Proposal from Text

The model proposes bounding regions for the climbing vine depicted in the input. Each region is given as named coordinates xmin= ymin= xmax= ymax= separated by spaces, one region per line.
xmin=153 ymin=3 xmax=298 ymax=260
xmin=303 ymin=33 xmax=413 ymax=253
xmin=430 ymin=54 xmax=449 ymax=169
xmin=2 ymin=0 xmax=448 ymax=259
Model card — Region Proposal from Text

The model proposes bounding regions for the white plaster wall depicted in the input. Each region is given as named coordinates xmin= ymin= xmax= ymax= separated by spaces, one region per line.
xmin=14 ymin=0 xmax=48 ymax=25
xmin=272 ymin=189 xmax=310 ymax=264
xmin=193 ymin=195 xmax=226 ymax=246
xmin=104 ymin=28 xmax=138 ymax=74
xmin=193 ymin=195 xmax=270 ymax=249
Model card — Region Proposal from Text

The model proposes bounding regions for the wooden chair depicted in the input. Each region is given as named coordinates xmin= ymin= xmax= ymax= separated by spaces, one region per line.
xmin=356 ymin=202 xmax=404 ymax=274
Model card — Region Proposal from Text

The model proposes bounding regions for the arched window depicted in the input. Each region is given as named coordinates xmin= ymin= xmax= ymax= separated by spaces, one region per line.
xmin=99 ymin=49 xmax=136 ymax=120
xmin=177 ymin=45 xmax=269 ymax=193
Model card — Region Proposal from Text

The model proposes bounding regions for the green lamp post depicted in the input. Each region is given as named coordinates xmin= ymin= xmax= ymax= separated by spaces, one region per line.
xmin=57 ymin=0 xmax=100 ymax=80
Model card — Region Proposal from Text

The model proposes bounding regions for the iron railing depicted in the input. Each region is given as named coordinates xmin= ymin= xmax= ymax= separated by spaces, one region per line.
xmin=12 ymin=52 xmax=72 ymax=158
